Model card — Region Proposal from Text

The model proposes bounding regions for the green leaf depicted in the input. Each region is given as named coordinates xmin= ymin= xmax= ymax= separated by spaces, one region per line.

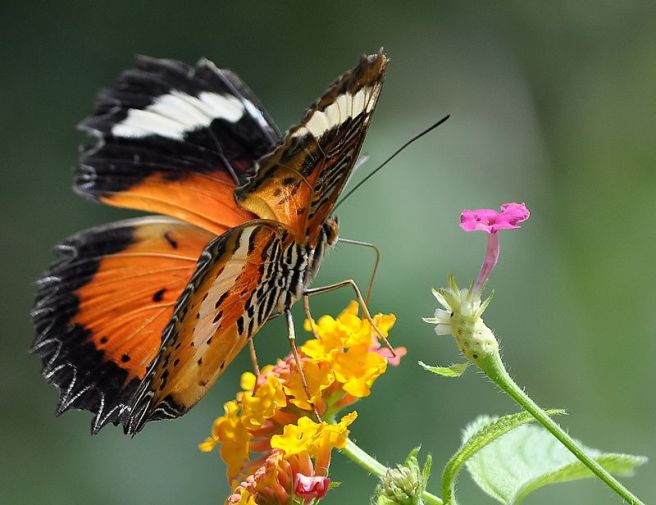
xmin=465 ymin=422 xmax=647 ymax=504
xmin=441 ymin=410 xmax=564 ymax=505
xmin=419 ymin=361 xmax=469 ymax=378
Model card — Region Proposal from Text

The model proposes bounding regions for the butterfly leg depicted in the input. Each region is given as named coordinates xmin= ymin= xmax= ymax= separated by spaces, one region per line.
xmin=248 ymin=335 xmax=262 ymax=381
xmin=286 ymin=310 xmax=321 ymax=421
xmin=304 ymin=279 xmax=396 ymax=356
xmin=336 ymin=237 xmax=381 ymax=304
xmin=303 ymin=294 xmax=321 ymax=340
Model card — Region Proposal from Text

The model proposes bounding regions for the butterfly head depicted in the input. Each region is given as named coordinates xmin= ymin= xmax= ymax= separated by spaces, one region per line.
xmin=300 ymin=215 xmax=340 ymax=293
xmin=323 ymin=216 xmax=340 ymax=248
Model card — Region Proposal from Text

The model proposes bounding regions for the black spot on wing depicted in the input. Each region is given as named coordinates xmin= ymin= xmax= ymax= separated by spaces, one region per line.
xmin=152 ymin=288 xmax=166 ymax=302
xmin=163 ymin=232 xmax=178 ymax=249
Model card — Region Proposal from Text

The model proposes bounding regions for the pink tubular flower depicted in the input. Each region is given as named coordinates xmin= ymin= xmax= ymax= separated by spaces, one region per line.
xmin=460 ymin=202 xmax=530 ymax=234
xmin=460 ymin=202 xmax=530 ymax=293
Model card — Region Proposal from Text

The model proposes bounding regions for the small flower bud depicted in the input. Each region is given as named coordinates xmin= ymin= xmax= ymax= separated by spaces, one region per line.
xmin=294 ymin=473 xmax=331 ymax=501
xmin=374 ymin=448 xmax=431 ymax=505
xmin=424 ymin=276 xmax=498 ymax=363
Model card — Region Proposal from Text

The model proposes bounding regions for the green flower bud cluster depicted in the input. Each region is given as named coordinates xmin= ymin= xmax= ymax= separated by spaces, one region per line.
xmin=373 ymin=448 xmax=432 ymax=505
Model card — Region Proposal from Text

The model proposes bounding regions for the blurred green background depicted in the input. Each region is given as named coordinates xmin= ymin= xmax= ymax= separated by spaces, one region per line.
xmin=2 ymin=2 xmax=654 ymax=504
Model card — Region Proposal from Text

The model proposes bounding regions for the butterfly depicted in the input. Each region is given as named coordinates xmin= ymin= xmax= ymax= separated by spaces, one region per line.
xmin=31 ymin=51 xmax=388 ymax=434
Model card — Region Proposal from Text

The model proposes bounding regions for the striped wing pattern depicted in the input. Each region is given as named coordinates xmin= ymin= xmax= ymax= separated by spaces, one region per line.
xmin=125 ymin=222 xmax=288 ymax=432
xmin=236 ymin=51 xmax=387 ymax=243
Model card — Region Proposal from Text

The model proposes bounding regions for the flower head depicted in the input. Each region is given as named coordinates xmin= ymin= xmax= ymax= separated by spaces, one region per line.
xmin=425 ymin=202 xmax=530 ymax=364
xmin=462 ymin=202 xmax=530 ymax=294
xmin=374 ymin=447 xmax=432 ymax=505
xmin=302 ymin=301 xmax=406 ymax=401
xmin=202 ymin=302 xmax=404 ymax=504
xmin=460 ymin=202 xmax=530 ymax=234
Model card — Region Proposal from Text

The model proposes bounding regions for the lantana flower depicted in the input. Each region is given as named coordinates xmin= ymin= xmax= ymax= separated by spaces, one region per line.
xmin=201 ymin=302 xmax=405 ymax=504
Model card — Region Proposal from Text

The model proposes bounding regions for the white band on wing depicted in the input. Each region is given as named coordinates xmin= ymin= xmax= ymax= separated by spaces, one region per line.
xmin=112 ymin=90 xmax=259 ymax=140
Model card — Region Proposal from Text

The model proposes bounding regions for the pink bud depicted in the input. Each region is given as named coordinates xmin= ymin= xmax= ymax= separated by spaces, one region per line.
xmin=294 ymin=473 xmax=331 ymax=501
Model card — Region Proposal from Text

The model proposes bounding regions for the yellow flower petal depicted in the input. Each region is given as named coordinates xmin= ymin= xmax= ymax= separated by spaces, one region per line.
xmin=333 ymin=347 xmax=387 ymax=398
xmin=313 ymin=411 xmax=358 ymax=451
xmin=240 ymin=372 xmax=256 ymax=392
xmin=241 ymin=375 xmax=287 ymax=429
xmin=373 ymin=313 xmax=397 ymax=336
xmin=205 ymin=400 xmax=252 ymax=479
xmin=339 ymin=300 xmax=360 ymax=318
xmin=282 ymin=360 xmax=335 ymax=410
xmin=271 ymin=416 xmax=321 ymax=456
xmin=198 ymin=436 xmax=218 ymax=453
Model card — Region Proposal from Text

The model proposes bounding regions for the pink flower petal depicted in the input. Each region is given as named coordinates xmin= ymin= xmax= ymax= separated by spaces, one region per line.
xmin=295 ymin=473 xmax=331 ymax=500
xmin=460 ymin=202 xmax=530 ymax=234
xmin=369 ymin=335 xmax=407 ymax=366
xmin=376 ymin=346 xmax=407 ymax=367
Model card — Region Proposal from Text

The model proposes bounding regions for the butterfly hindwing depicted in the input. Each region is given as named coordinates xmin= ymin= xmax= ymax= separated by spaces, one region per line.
xmin=125 ymin=221 xmax=288 ymax=433
xmin=77 ymin=56 xmax=280 ymax=234
xmin=235 ymin=51 xmax=387 ymax=242
xmin=31 ymin=217 xmax=214 ymax=432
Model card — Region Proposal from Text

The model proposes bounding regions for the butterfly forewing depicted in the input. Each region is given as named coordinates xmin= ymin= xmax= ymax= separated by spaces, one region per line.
xmin=126 ymin=221 xmax=288 ymax=432
xmin=236 ymin=51 xmax=388 ymax=243
xmin=77 ymin=56 xmax=280 ymax=234
xmin=125 ymin=54 xmax=389 ymax=432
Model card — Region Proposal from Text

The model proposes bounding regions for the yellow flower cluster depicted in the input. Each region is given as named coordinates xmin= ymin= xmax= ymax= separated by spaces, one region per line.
xmin=271 ymin=411 xmax=357 ymax=458
xmin=301 ymin=301 xmax=398 ymax=400
xmin=200 ymin=302 xmax=405 ymax=505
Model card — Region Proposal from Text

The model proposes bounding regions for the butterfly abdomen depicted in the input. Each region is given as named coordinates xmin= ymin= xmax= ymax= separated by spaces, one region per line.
xmin=272 ymin=217 xmax=340 ymax=314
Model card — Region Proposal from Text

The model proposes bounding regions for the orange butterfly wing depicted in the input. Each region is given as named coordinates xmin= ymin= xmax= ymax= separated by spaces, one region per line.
xmin=76 ymin=56 xmax=280 ymax=234
xmin=236 ymin=52 xmax=387 ymax=242
xmin=32 ymin=217 xmax=214 ymax=432
xmin=125 ymin=221 xmax=288 ymax=432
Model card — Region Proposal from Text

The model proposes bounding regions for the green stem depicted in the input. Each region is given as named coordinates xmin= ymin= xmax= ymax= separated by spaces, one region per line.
xmin=342 ymin=438 xmax=387 ymax=476
xmin=341 ymin=438 xmax=444 ymax=505
xmin=478 ymin=350 xmax=645 ymax=505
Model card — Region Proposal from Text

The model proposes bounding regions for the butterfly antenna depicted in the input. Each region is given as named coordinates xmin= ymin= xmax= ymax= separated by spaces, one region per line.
xmin=334 ymin=114 xmax=451 ymax=210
